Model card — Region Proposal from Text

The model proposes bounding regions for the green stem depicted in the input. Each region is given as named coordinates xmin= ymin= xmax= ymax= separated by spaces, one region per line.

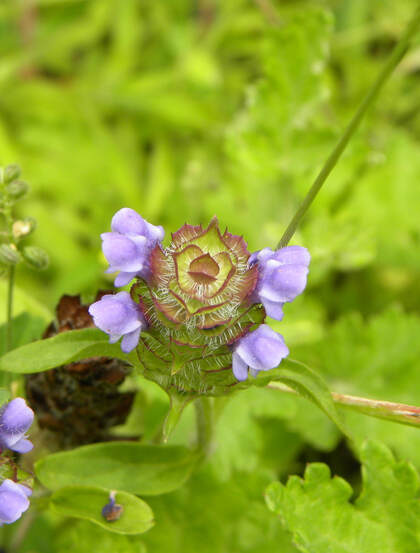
xmin=277 ymin=4 xmax=420 ymax=249
xmin=160 ymin=392 xmax=191 ymax=443
xmin=194 ymin=397 xmax=214 ymax=458
xmin=268 ymin=381 xmax=420 ymax=429
xmin=6 ymin=265 xmax=15 ymax=352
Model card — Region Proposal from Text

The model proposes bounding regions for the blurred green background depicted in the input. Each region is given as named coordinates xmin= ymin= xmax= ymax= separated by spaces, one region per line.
xmin=2 ymin=1 xmax=420 ymax=550
xmin=1 ymin=0 xmax=419 ymax=316
xmin=2 ymin=0 xmax=420 ymax=452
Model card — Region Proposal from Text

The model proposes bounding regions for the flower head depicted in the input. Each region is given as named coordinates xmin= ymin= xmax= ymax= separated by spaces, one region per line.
xmin=101 ymin=208 xmax=164 ymax=286
xmin=0 ymin=479 xmax=32 ymax=525
xmin=0 ymin=398 xmax=34 ymax=454
xmin=249 ymin=246 xmax=310 ymax=320
xmin=88 ymin=291 xmax=146 ymax=353
xmin=91 ymin=209 xmax=309 ymax=392
xmin=232 ymin=324 xmax=289 ymax=381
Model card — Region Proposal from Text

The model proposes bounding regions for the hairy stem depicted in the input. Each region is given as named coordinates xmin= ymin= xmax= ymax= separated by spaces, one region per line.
xmin=268 ymin=381 xmax=420 ymax=428
xmin=277 ymin=4 xmax=420 ymax=248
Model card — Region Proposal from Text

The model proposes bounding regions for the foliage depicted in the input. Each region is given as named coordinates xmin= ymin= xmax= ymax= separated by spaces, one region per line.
xmin=266 ymin=440 xmax=420 ymax=553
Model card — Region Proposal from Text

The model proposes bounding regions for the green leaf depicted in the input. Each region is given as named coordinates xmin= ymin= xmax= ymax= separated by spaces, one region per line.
xmin=266 ymin=440 xmax=420 ymax=553
xmin=36 ymin=442 xmax=197 ymax=496
xmin=49 ymin=486 xmax=154 ymax=535
xmin=55 ymin=520 xmax=147 ymax=553
xmin=0 ymin=328 xmax=139 ymax=374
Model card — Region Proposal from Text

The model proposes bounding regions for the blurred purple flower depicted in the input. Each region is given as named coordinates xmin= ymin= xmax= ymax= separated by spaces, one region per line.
xmin=0 ymin=479 xmax=32 ymax=525
xmin=249 ymin=246 xmax=310 ymax=320
xmin=102 ymin=208 xmax=164 ymax=286
xmin=102 ymin=490 xmax=123 ymax=522
xmin=0 ymin=398 xmax=34 ymax=454
xmin=88 ymin=291 xmax=146 ymax=353
xmin=232 ymin=324 xmax=289 ymax=381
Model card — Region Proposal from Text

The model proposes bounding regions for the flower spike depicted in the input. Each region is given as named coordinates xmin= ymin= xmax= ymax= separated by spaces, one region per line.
xmin=91 ymin=210 xmax=309 ymax=392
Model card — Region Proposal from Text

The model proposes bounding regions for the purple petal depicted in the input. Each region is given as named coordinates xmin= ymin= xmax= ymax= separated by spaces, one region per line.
xmin=101 ymin=233 xmax=145 ymax=272
xmin=111 ymin=208 xmax=148 ymax=235
xmin=88 ymin=292 xmax=143 ymax=337
xmin=0 ymin=480 xmax=31 ymax=524
xmin=232 ymin=352 xmax=249 ymax=381
xmin=235 ymin=325 xmax=289 ymax=371
xmin=145 ymin=221 xmax=165 ymax=242
xmin=249 ymin=248 xmax=273 ymax=266
xmin=259 ymin=260 xmax=309 ymax=303
xmin=114 ymin=271 xmax=138 ymax=287
xmin=10 ymin=437 xmax=33 ymax=454
xmin=271 ymin=245 xmax=310 ymax=266
xmin=0 ymin=398 xmax=34 ymax=434
xmin=121 ymin=327 xmax=141 ymax=353
xmin=0 ymin=398 xmax=34 ymax=451
xmin=111 ymin=208 xmax=165 ymax=243
xmin=260 ymin=298 xmax=284 ymax=321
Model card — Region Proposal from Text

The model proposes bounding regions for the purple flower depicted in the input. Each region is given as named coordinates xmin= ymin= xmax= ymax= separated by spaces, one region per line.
xmin=0 ymin=398 xmax=34 ymax=454
xmin=232 ymin=324 xmax=289 ymax=381
xmin=102 ymin=208 xmax=164 ymax=286
xmin=249 ymin=246 xmax=310 ymax=320
xmin=88 ymin=291 xmax=146 ymax=353
xmin=0 ymin=479 xmax=32 ymax=525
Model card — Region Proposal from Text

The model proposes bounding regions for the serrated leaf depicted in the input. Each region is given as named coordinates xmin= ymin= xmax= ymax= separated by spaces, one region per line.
xmin=266 ymin=440 xmax=420 ymax=553
xmin=49 ymin=486 xmax=154 ymax=535
xmin=36 ymin=442 xmax=197 ymax=495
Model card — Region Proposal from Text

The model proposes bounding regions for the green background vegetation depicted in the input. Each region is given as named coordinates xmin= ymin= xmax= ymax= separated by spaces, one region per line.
xmin=1 ymin=1 xmax=420 ymax=551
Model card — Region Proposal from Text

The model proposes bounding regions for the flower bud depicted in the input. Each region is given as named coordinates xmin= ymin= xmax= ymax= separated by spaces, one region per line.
xmin=6 ymin=180 xmax=29 ymax=200
xmin=12 ymin=217 xmax=37 ymax=239
xmin=3 ymin=164 xmax=21 ymax=184
xmin=22 ymin=246 xmax=49 ymax=270
xmin=0 ymin=244 xmax=21 ymax=266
